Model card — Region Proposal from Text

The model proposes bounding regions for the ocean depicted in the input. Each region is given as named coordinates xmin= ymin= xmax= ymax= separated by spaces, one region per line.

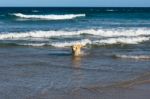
xmin=0 ymin=7 xmax=150 ymax=99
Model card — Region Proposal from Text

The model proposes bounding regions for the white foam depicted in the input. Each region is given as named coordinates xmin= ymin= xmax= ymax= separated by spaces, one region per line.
xmin=51 ymin=39 xmax=92 ymax=47
xmin=93 ymin=37 xmax=150 ymax=45
xmin=115 ymin=54 xmax=150 ymax=60
xmin=0 ymin=30 xmax=80 ymax=39
xmin=12 ymin=13 xmax=85 ymax=20
xmin=21 ymin=43 xmax=46 ymax=47
xmin=0 ymin=28 xmax=150 ymax=40
xmin=16 ymin=36 xmax=150 ymax=47
xmin=51 ymin=37 xmax=150 ymax=47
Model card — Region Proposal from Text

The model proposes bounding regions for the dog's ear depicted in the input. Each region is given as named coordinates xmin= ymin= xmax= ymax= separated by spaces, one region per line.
xmin=79 ymin=44 xmax=85 ymax=48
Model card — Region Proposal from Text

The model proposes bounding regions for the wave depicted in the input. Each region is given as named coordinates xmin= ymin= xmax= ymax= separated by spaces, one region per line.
xmin=114 ymin=54 xmax=150 ymax=60
xmin=51 ymin=39 xmax=92 ymax=47
xmin=106 ymin=9 xmax=115 ymax=12
xmin=12 ymin=13 xmax=86 ymax=20
xmin=20 ymin=43 xmax=46 ymax=47
xmin=51 ymin=37 xmax=149 ymax=47
xmin=18 ymin=39 xmax=91 ymax=47
xmin=93 ymin=37 xmax=150 ymax=45
xmin=0 ymin=28 xmax=150 ymax=40
xmin=0 ymin=28 xmax=150 ymax=47
xmin=18 ymin=36 xmax=150 ymax=47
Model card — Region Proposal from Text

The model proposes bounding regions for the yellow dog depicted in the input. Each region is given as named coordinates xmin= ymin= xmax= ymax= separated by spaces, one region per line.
xmin=71 ymin=43 xmax=84 ymax=56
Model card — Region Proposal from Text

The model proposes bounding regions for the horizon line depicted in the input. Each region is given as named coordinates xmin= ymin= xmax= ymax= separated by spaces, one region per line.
xmin=0 ymin=6 xmax=150 ymax=8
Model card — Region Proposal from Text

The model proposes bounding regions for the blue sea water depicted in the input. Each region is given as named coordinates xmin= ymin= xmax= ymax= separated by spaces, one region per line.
xmin=0 ymin=7 xmax=150 ymax=98
xmin=1 ymin=7 xmax=150 ymax=46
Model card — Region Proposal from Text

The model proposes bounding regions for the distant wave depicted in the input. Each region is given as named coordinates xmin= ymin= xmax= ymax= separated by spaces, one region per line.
xmin=12 ymin=13 xmax=86 ymax=20
xmin=0 ymin=28 xmax=150 ymax=39
xmin=114 ymin=54 xmax=150 ymax=60
xmin=106 ymin=9 xmax=115 ymax=12
xmin=32 ymin=10 xmax=39 ymax=13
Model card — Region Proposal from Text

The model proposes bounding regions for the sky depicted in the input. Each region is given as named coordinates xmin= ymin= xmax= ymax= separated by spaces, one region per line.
xmin=0 ymin=0 xmax=150 ymax=7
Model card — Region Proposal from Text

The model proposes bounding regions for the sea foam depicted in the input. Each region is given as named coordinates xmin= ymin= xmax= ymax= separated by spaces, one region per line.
xmin=93 ymin=37 xmax=150 ymax=45
xmin=0 ymin=28 xmax=150 ymax=39
xmin=12 ymin=13 xmax=86 ymax=20
xmin=16 ymin=36 xmax=150 ymax=47
xmin=1 ymin=28 xmax=150 ymax=47
xmin=51 ymin=39 xmax=92 ymax=47
xmin=51 ymin=37 xmax=150 ymax=47
xmin=115 ymin=54 xmax=150 ymax=60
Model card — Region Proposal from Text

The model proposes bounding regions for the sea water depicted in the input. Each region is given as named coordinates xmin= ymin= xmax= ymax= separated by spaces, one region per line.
xmin=0 ymin=7 xmax=150 ymax=98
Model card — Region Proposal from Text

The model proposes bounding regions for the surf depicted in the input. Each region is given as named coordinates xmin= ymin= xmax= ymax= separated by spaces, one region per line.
xmin=12 ymin=13 xmax=86 ymax=20
xmin=0 ymin=28 xmax=150 ymax=39
xmin=114 ymin=54 xmax=150 ymax=60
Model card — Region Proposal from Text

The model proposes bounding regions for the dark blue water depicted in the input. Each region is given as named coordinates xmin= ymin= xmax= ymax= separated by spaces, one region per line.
xmin=0 ymin=7 xmax=150 ymax=98
xmin=0 ymin=7 xmax=150 ymax=47
xmin=1 ymin=7 xmax=150 ymax=32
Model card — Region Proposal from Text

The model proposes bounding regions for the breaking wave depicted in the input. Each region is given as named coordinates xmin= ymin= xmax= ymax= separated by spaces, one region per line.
xmin=93 ymin=37 xmax=150 ymax=44
xmin=17 ymin=36 xmax=150 ymax=47
xmin=51 ymin=37 xmax=149 ymax=47
xmin=12 ymin=13 xmax=86 ymax=20
xmin=20 ymin=43 xmax=46 ymax=47
xmin=114 ymin=54 xmax=150 ymax=60
xmin=51 ymin=39 xmax=92 ymax=47
xmin=0 ymin=28 xmax=150 ymax=39
xmin=0 ymin=28 xmax=150 ymax=47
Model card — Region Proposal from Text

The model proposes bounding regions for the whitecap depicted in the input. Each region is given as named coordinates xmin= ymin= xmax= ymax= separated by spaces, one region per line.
xmin=12 ymin=13 xmax=86 ymax=20
xmin=20 ymin=43 xmax=46 ymax=47
xmin=0 ymin=28 xmax=150 ymax=39
xmin=106 ymin=9 xmax=115 ymax=12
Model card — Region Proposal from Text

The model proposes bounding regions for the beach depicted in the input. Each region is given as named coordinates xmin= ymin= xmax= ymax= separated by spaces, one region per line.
xmin=0 ymin=7 xmax=150 ymax=99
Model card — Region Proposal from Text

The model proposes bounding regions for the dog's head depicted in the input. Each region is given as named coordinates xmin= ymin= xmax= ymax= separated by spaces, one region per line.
xmin=72 ymin=44 xmax=83 ymax=52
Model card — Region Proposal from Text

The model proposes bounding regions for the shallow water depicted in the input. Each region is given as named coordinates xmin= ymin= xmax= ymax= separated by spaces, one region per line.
xmin=0 ymin=7 xmax=150 ymax=98
xmin=0 ymin=45 xmax=150 ymax=88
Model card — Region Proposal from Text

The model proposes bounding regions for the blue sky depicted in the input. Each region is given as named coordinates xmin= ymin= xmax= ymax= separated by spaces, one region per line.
xmin=0 ymin=0 xmax=150 ymax=7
